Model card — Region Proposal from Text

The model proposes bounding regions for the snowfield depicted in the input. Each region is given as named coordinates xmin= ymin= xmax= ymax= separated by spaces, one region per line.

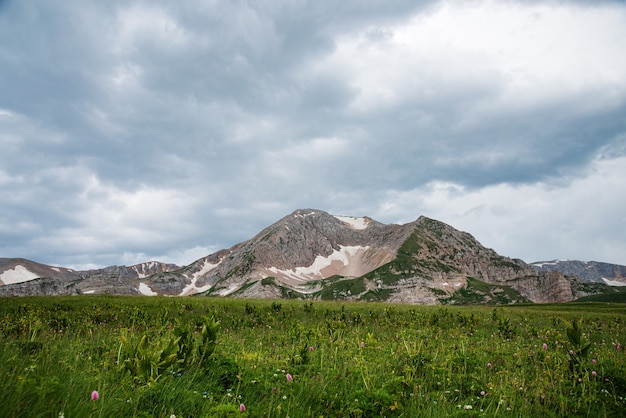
xmin=334 ymin=215 xmax=370 ymax=230
xmin=0 ymin=265 xmax=39 ymax=285
xmin=178 ymin=259 xmax=221 ymax=296
xmin=602 ymin=278 xmax=626 ymax=287
xmin=138 ymin=282 xmax=158 ymax=296
xmin=267 ymin=245 xmax=370 ymax=282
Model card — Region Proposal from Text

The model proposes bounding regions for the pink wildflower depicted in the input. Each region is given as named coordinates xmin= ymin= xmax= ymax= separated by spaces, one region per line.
xmin=91 ymin=391 xmax=99 ymax=401
xmin=286 ymin=373 xmax=293 ymax=381
xmin=309 ymin=346 xmax=314 ymax=352
xmin=542 ymin=343 xmax=548 ymax=351
xmin=239 ymin=403 xmax=246 ymax=412
xmin=592 ymin=371 xmax=597 ymax=377
xmin=487 ymin=362 xmax=492 ymax=369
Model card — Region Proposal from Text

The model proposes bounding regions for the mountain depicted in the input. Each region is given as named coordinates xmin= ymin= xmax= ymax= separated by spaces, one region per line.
xmin=0 ymin=258 xmax=178 ymax=296
xmin=0 ymin=209 xmax=620 ymax=303
xmin=531 ymin=260 xmax=626 ymax=286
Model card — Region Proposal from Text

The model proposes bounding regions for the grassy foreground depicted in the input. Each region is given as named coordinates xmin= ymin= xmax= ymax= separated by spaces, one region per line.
xmin=1 ymin=297 xmax=625 ymax=417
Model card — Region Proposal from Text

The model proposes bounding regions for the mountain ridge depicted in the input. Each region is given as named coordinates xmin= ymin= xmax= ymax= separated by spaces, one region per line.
xmin=1 ymin=209 xmax=623 ymax=303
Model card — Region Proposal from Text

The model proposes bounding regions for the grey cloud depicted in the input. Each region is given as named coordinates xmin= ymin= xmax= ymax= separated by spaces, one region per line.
xmin=1 ymin=0 xmax=625 ymax=267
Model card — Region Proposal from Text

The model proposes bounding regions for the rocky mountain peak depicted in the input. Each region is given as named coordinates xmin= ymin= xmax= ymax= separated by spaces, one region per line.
xmin=1 ymin=209 xmax=623 ymax=303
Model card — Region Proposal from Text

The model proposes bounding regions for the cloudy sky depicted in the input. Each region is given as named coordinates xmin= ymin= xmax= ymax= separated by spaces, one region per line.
xmin=1 ymin=0 xmax=625 ymax=269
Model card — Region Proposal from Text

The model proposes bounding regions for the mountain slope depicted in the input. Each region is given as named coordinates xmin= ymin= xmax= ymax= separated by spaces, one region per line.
xmin=142 ymin=209 xmax=415 ymax=297
xmin=0 ymin=259 xmax=178 ymax=296
xmin=531 ymin=260 xmax=626 ymax=286
xmin=136 ymin=210 xmax=581 ymax=303
xmin=1 ymin=209 xmax=617 ymax=303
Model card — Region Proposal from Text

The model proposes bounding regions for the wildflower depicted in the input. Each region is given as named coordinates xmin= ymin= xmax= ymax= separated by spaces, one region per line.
xmin=282 ymin=395 xmax=287 ymax=400
xmin=309 ymin=346 xmax=314 ymax=352
xmin=569 ymin=350 xmax=574 ymax=355
xmin=592 ymin=359 xmax=597 ymax=365
xmin=592 ymin=371 xmax=597 ymax=377
xmin=487 ymin=363 xmax=492 ymax=369
xmin=286 ymin=373 xmax=293 ymax=381
xmin=239 ymin=403 xmax=246 ymax=412
xmin=464 ymin=405 xmax=473 ymax=410
xmin=545 ymin=355 xmax=550 ymax=361
xmin=91 ymin=391 xmax=99 ymax=401
xmin=480 ymin=391 xmax=486 ymax=396
xmin=542 ymin=343 xmax=548 ymax=350
xmin=360 ymin=341 xmax=365 ymax=348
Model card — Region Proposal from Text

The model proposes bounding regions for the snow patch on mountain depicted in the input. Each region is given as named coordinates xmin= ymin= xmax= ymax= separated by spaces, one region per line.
xmin=293 ymin=210 xmax=316 ymax=218
xmin=335 ymin=216 xmax=369 ymax=230
xmin=267 ymin=245 xmax=369 ymax=282
xmin=133 ymin=266 xmax=148 ymax=278
xmin=531 ymin=260 xmax=572 ymax=268
xmin=0 ymin=265 xmax=40 ymax=285
xmin=216 ymin=283 xmax=240 ymax=296
xmin=138 ymin=282 xmax=158 ymax=296
xmin=179 ymin=259 xmax=221 ymax=296
xmin=602 ymin=278 xmax=626 ymax=286
xmin=193 ymin=259 xmax=221 ymax=279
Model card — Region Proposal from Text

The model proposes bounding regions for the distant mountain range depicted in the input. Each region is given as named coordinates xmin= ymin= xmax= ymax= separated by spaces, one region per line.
xmin=1 ymin=209 xmax=624 ymax=304
xmin=530 ymin=260 xmax=626 ymax=286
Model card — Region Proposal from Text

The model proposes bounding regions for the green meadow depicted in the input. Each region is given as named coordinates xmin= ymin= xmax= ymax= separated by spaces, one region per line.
xmin=1 ymin=297 xmax=625 ymax=417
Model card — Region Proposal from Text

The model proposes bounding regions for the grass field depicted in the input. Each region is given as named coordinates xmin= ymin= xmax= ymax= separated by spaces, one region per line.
xmin=1 ymin=296 xmax=625 ymax=417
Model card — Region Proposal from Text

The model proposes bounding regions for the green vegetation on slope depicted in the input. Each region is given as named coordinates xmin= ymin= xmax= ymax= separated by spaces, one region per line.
xmin=362 ymin=231 xmax=461 ymax=286
xmin=441 ymin=277 xmax=531 ymax=305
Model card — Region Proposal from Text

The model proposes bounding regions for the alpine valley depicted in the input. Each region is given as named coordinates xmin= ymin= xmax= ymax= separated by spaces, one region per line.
xmin=1 ymin=209 xmax=624 ymax=304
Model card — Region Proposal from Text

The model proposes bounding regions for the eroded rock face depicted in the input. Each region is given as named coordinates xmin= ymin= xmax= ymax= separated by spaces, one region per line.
xmin=175 ymin=210 xmax=580 ymax=303
xmin=0 ymin=259 xmax=179 ymax=296
xmin=0 ymin=277 xmax=80 ymax=297
xmin=507 ymin=273 xmax=575 ymax=303
xmin=531 ymin=260 xmax=626 ymax=284
xmin=2 ymin=209 xmax=617 ymax=303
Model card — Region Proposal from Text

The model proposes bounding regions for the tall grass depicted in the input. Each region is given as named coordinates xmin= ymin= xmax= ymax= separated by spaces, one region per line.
xmin=1 ymin=297 xmax=624 ymax=417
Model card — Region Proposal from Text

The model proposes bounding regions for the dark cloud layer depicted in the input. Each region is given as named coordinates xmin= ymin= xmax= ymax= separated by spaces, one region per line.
xmin=1 ymin=0 xmax=625 ymax=268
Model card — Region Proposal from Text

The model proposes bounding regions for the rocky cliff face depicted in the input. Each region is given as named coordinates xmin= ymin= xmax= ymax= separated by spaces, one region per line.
xmin=531 ymin=260 xmax=626 ymax=285
xmin=0 ymin=259 xmax=178 ymax=297
xmin=138 ymin=209 xmax=583 ymax=303
xmin=0 ymin=209 xmax=617 ymax=303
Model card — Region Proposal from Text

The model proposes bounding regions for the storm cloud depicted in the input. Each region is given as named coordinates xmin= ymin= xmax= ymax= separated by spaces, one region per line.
xmin=1 ymin=0 xmax=625 ymax=268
